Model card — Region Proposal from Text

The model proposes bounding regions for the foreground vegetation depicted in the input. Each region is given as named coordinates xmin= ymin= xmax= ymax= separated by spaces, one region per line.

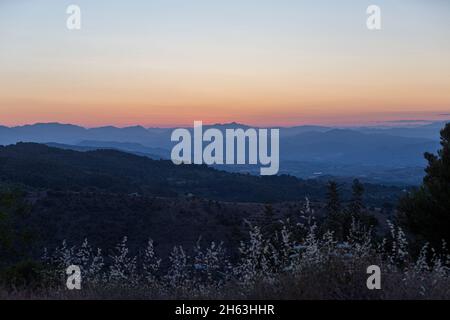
xmin=2 ymin=203 xmax=450 ymax=299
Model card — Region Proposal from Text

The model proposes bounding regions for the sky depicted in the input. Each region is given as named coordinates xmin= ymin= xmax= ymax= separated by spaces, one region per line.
xmin=0 ymin=0 xmax=449 ymax=127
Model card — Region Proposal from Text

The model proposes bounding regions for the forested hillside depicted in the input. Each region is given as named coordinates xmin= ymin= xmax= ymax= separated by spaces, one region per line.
xmin=0 ymin=143 xmax=404 ymax=205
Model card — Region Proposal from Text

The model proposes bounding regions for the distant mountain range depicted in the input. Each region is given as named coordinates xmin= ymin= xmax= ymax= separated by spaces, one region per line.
xmin=0 ymin=121 xmax=448 ymax=185
xmin=1 ymin=121 xmax=445 ymax=145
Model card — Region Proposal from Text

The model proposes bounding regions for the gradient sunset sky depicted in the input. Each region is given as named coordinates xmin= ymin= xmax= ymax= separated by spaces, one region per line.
xmin=1 ymin=0 xmax=449 ymax=127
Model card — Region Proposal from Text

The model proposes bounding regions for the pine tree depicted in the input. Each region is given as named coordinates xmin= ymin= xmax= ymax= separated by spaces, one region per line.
xmin=399 ymin=122 xmax=450 ymax=249
xmin=346 ymin=179 xmax=377 ymax=236
xmin=325 ymin=181 xmax=341 ymax=215
xmin=261 ymin=204 xmax=279 ymax=239
xmin=349 ymin=179 xmax=364 ymax=217
xmin=323 ymin=181 xmax=344 ymax=240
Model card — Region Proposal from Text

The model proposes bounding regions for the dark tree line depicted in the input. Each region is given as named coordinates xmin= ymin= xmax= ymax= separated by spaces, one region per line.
xmin=323 ymin=179 xmax=377 ymax=241
xmin=0 ymin=188 xmax=43 ymax=288
xmin=399 ymin=122 xmax=450 ymax=250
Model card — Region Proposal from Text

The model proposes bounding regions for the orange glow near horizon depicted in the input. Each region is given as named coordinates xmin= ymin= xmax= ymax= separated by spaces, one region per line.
xmin=2 ymin=54 xmax=449 ymax=128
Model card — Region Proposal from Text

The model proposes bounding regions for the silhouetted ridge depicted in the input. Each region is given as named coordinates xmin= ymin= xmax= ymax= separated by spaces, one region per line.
xmin=0 ymin=143 xmax=403 ymax=204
